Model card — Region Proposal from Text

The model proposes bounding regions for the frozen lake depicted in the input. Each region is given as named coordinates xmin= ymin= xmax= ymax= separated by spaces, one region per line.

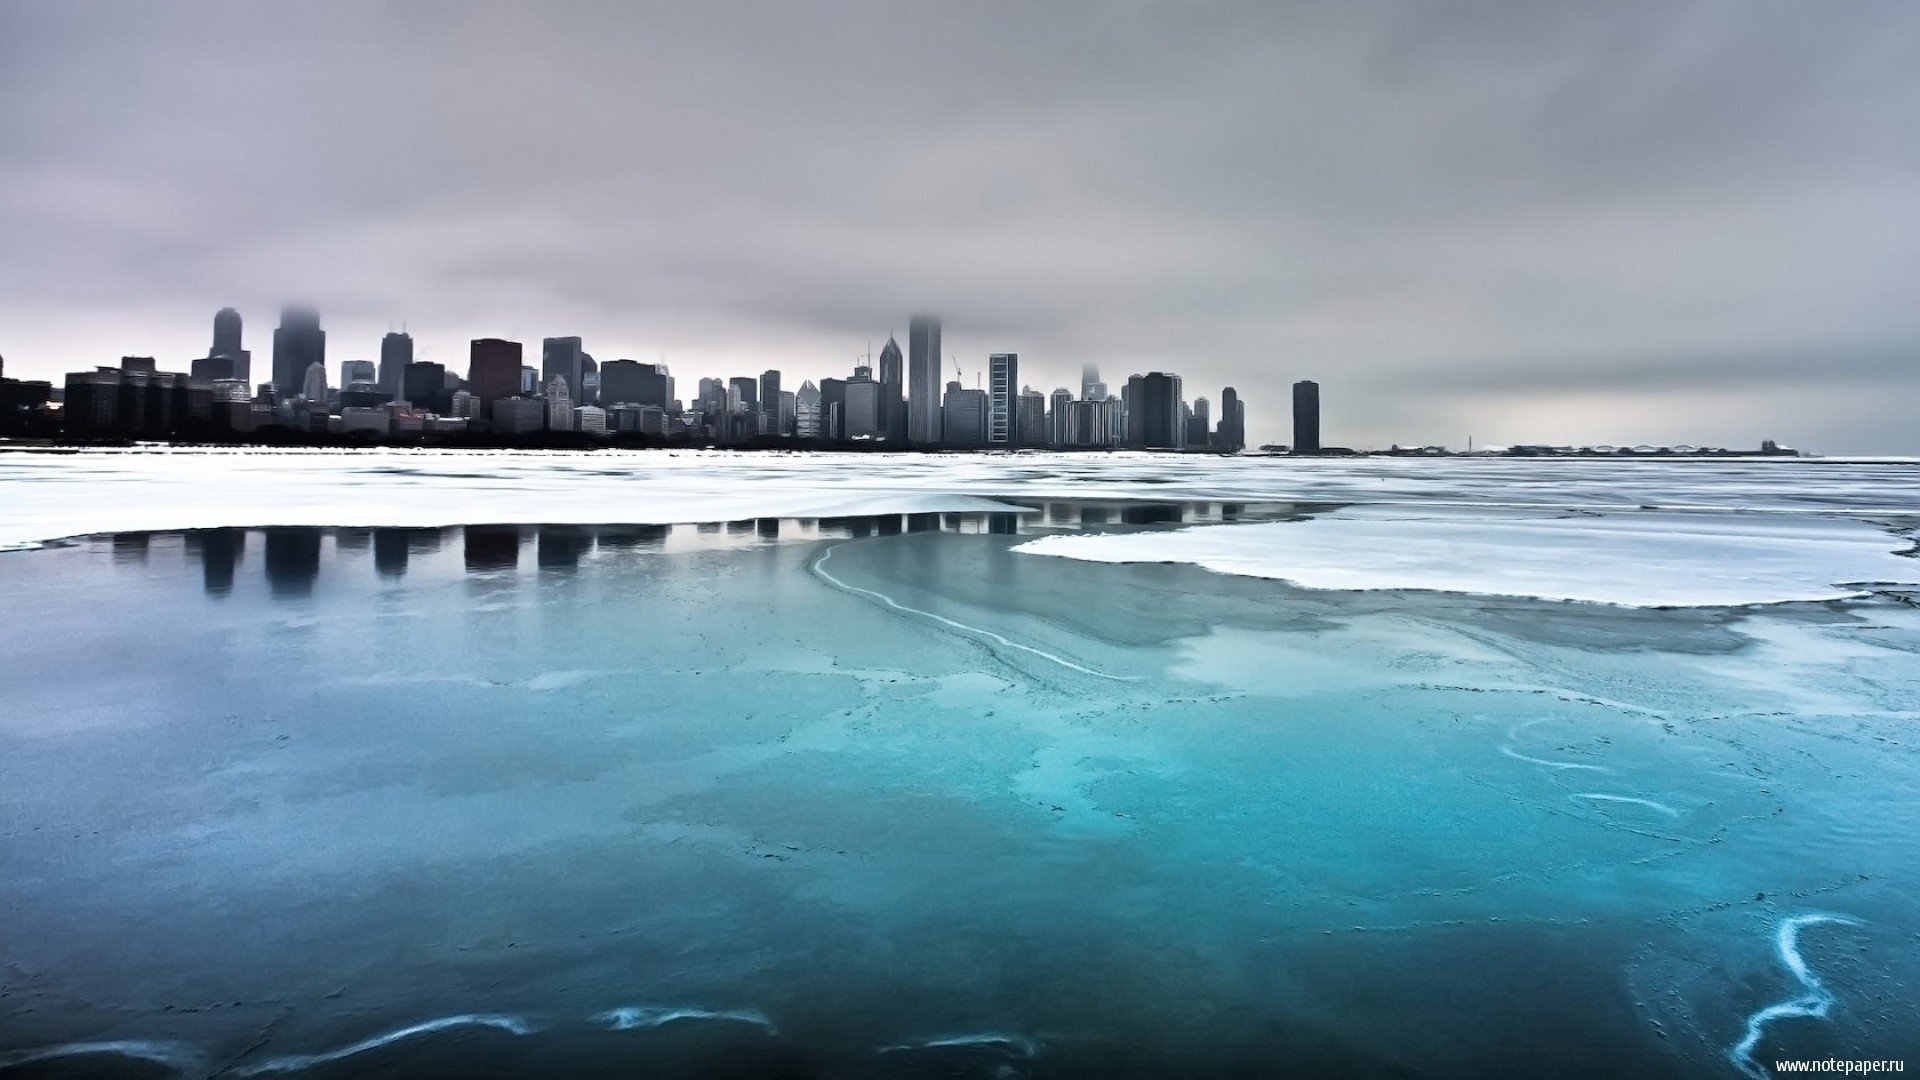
xmin=2 ymin=451 xmax=1917 ymax=1078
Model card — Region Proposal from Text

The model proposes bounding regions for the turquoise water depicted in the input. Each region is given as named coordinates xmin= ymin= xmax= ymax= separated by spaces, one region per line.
xmin=2 ymin=510 xmax=1917 ymax=1078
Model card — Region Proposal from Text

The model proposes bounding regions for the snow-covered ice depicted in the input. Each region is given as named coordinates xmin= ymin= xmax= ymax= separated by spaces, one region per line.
xmin=1014 ymin=507 xmax=1920 ymax=607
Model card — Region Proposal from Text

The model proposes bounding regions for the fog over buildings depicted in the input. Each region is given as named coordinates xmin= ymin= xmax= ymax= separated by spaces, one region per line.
xmin=1 ymin=2 xmax=1917 ymax=451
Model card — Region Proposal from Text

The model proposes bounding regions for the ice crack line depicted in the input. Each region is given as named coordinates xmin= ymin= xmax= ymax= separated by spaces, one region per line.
xmin=811 ymin=545 xmax=1135 ymax=681
xmin=1728 ymin=913 xmax=1863 ymax=1080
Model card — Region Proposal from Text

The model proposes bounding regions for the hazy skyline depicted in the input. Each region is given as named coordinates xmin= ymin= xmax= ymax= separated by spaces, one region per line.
xmin=3 ymin=1 xmax=1917 ymax=451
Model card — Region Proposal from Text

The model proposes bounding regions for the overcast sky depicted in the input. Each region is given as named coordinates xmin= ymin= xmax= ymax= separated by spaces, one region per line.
xmin=2 ymin=1 xmax=1916 ymax=451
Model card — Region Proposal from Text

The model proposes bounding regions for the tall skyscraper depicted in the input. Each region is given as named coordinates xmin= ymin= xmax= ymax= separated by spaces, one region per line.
xmin=795 ymin=380 xmax=822 ymax=439
xmin=300 ymin=360 xmax=329 ymax=403
xmin=213 ymin=307 xmax=242 ymax=357
xmin=941 ymin=380 xmax=987 ymax=447
xmin=271 ymin=306 xmax=325 ymax=398
xmin=759 ymin=369 xmax=781 ymax=433
xmin=987 ymin=353 xmax=1019 ymax=446
xmin=1125 ymin=372 xmax=1183 ymax=449
xmin=1048 ymin=387 xmax=1073 ymax=445
xmin=728 ymin=376 xmax=758 ymax=414
xmin=600 ymin=360 xmax=669 ymax=408
xmin=1293 ymin=380 xmax=1320 ymax=453
xmin=877 ymin=335 xmax=906 ymax=440
xmin=340 ymin=360 xmax=377 ymax=386
xmin=907 ymin=315 xmax=941 ymax=444
xmin=841 ymin=365 xmax=881 ymax=439
xmin=194 ymin=307 xmax=251 ymax=383
xmin=1216 ymin=386 xmax=1245 ymax=452
xmin=1017 ymin=387 xmax=1048 ymax=447
xmin=542 ymin=337 xmax=586 ymax=404
xmin=403 ymin=361 xmax=449 ymax=414
xmin=467 ymin=338 xmax=523 ymax=411
xmin=1081 ymin=363 xmax=1106 ymax=402
xmin=379 ymin=332 xmax=413 ymax=396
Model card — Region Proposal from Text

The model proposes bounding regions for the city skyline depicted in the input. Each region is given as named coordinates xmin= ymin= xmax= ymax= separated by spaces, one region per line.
xmin=2 ymin=4 xmax=1916 ymax=452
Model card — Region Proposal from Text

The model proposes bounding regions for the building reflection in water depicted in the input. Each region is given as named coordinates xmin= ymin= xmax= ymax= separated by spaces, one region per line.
xmin=111 ymin=531 xmax=151 ymax=564
xmin=537 ymin=526 xmax=592 ymax=570
xmin=333 ymin=528 xmax=372 ymax=555
xmin=263 ymin=528 xmax=323 ymax=596
xmin=595 ymin=525 xmax=669 ymax=549
xmin=371 ymin=528 xmax=443 ymax=578
xmin=463 ymin=525 xmax=522 ymax=572
xmin=190 ymin=528 xmax=244 ymax=595
xmin=1121 ymin=503 xmax=1182 ymax=525
xmin=756 ymin=517 xmax=780 ymax=539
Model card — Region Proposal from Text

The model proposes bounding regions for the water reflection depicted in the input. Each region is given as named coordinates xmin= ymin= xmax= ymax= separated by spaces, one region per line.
xmin=86 ymin=502 xmax=1284 ymax=601
xmin=263 ymin=528 xmax=323 ymax=596
xmin=189 ymin=528 xmax=244 ymax=595
xmin=464 ymin=526 xmax=522 ymax=572
xmin=537 ymin=526 xmax=592 ymax=570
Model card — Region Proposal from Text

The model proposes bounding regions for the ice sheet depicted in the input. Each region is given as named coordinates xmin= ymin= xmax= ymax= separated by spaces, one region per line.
xmin=1013 ymin=508 xmax=1920 ymax=607
xmin=2 ymin=447 xmax=1917 ymax=550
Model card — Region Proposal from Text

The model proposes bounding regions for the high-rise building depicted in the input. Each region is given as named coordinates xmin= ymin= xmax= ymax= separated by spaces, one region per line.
xmin=795 ymin=380 xmax=822 ymax=439
xmin=941 ymin=380 xmax=987 ymax=447
xmin=301 ymin=360 xmax=329 ymax=403
xmin=842 ymin=365 xmax=882 ymax=439
xmin=519 ymin=365 xmax=539 ymax=395
xmin=1081 ymin=363 xmax=1106 ymax=402
xmin=600 ymin=359 xmax=669 ymax=408
xmin=573 ymin=405 xmax=607 ymax=436
xmin=1292 ymin=380 xmax=1320 ymax=453
xmin=877 ymin=335 xmax=906 ymax=440
xmin=341 ymin=360 xmax=377 ymax=386
xmin=987 ymin=353 xmax=1019 ymax=446
xmin=193 ymin=307 xmax=252 ymax=383
xmin=546 ymin=375 xmax=574 ymax=431
xmin=907 ymin=315 xmax=941 ymax=444
xmin=467 ymin=338 xmax=523 ymax=411
xmin=271 ymin=307 xmax=325 ymax=398
xmin=728 ymin=376 xmax=758 ymax=415
xmin=403 ymin=361 xmax=449 ymax=414
xmin=1048 ymin=387 xmax=1073 ymax=445
xmin=1017 ymin=387 xmax=1048 ymax=447
xmin=1125 ymin=372 xmax=1183 ymax=449
xmin=542 ymin=337 xmax=586 ymax=404
xmin=1216 ymin=387 xmax=1245 ymax=452
xmin=759 ymin=370 xmax=781 ymax=432
xmin=379 ymin=332 xmax=413 ymax=396
xmin=1186 ymin=396 xmax=1211 ymax=447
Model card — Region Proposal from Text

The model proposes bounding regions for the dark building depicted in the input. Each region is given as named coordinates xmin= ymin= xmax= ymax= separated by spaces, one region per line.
xmin=193 ymin=307 xmax=251 ymax=383
xmin=62 ymin=361 xmax=212 ymax=441
xmin=818 ymin=376 xmax=847 ymax=441
xmin=759 ymin=369 xmax=781 ymax=434
xmin=403 ymin=361 xmax=451 ymax=414
xmin=542 ymin=337 xmax=586 ymax=404
xmin=0 ymin=355 xmax=55 ymax=437
xmin=941 ymin=380 xmax=988 ymax=447
xmin=987 ymin=353 xmax=1019 ymax=446
xmin=1125 ymin=372 xmax=1184 ymax=449
xmin=600 ymin=359 xmax=670 ymax=408
xmin=908 ymin=315 xmax=941 ymax=444
xmin=1292 ymin=380 xmax=1320 ymax=453
xmin=1215 ymin=386 xmax=1245 ymax=452
xmin=379 ymin=332 xmax=413 ymax=397
xmin=271 ymin=306 xmax=325 ymax=398
xmin=877 ymin=335 xmax=906 ymax=440
xmin=467 ymin=338 xmax=523 ymax=412
xmin=728 ymin=376 xmax=758 ymax=415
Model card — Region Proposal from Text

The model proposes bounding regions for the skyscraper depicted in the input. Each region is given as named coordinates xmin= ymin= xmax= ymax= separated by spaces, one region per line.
xmin=467 ymin=338 xmax=523 ymax=411
xmin=795 ymin=380 xmax=822 ymax=439
xmin=271 ymin=306 xmax=325 ymax=398
xmin=759 ymin=369 xmax=781 ymax=434
xmin=1081 ymin=363 xmax=1106 ymax=401
xmin=1125 ymin=372 xmax=1183 ymax=449
xmin=907 ymin=315 xmax=941 ymax=444
xmin=877 ymin=335 xmax=906 ymax=440
xmin=340 ymin=360 xmax=377 ymax=386
xmin=1293 ymin=380 xmax=1320 ymax=453
xmin=194 ymin=307 xmax=251 ymax=383
xmin=1048 ymin=387 xmax=1073 ymax=445
xmin=942 ymin=380 xmax=987 ymax=447
xmin=842 ymin=365 xmax=882 ymax=439
xmin=546 ymin=375 xmax=573 ymax=431
xmin=1017 ymin=387 xmax=1048 ymax=446
xmin=542 ymin=337 xmax=586 ymax=404
xmin=379 ymin=332 xmax=413 ymax=397
xmin=300 ymin=360 xmax=328 ymax=403
xmin=600 ymin=360 xmax=669 ymax=408
xmin=987 ymin=353 xmax=1019 ymax=446
xmin=1216 ymin=387 xmax=1245 ymax=452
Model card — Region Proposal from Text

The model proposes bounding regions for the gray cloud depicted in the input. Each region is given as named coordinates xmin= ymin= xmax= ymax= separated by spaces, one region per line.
xmin=2 ymin=0 xmax=1917 ymax=450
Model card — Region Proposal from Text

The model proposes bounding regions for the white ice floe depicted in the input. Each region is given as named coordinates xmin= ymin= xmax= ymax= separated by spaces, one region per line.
xmin=2 ymin=448 xmax=1917 ymax=550
xmin=1012 ymin=507 xmax=1920 ymax=608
